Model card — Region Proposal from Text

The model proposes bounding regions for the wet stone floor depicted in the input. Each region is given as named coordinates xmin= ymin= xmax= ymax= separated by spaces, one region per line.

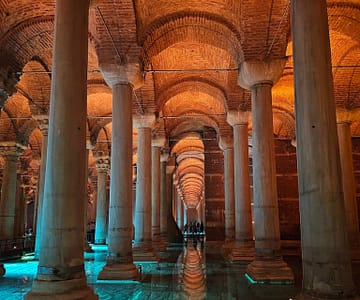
xmin=0 ymin=240 xmax=359 ymax=300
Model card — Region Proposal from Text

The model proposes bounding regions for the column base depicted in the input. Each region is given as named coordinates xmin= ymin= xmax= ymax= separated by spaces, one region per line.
xmin=226 ymin=247 xmax=255 ymax=263
xmin=222 ymin=241 xmax=254 ymax=263
xmin=133 ymin=243 xmax=159 ymax=262
xmin=24 ymin=278 xmax=98 ymax=300
xmin=245 ymin=258 xmax=294 ymax=284
xmin=98 ymin=263 xmax=140 ymax=281
xmin=94 ymin=239 xmax=106 ymax=245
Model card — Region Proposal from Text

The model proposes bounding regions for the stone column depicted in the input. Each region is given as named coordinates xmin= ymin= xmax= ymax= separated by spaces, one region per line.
xmin=15 ymin=180 xmax=26 ymax=237
xmin=292 ymin=1 xmax=358 ymax=298
xmin=98 ymin=62 xmax=143 ymax=280
xmin=0 ymin=142 xmax=25 ymax=240
xmin=160 ymin=152 xmax=169 ymax=245
xmin=238 ymin=60 xmax=293 ymax=282
xmin=151 ymin=136 xmax=165 ymax=247
xmin=83 ymin=142 xmax=92 ymax=252
xmin=225 ymin=111 xmax=254 ymax=261
xmin=337 ymin=121 xmax=360 ymax=251
xmin=219 ymin=136 xmax=235 ymax=242
xmin=24 ymin=1 xmax=97 ymax=298
xmin=133 ymin=114 xmax=158 ymax=260
xmin=94 ymin=155 xmax=110 ymax=244
xmin=33 ymin=115 xmax=48 ymax=259
xmin=166 ymin=163 xmax=182 ymax=242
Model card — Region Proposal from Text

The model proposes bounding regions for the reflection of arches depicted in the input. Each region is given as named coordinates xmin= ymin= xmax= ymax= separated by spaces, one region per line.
xmin=177 ymin=242 xmax=206 ymax=299
xmin=141 ymin=12 xmax=242 ymax=65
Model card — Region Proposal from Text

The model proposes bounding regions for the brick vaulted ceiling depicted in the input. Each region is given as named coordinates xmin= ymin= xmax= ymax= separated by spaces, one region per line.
xmin=0 ymin=0 xmax=360 ymax=207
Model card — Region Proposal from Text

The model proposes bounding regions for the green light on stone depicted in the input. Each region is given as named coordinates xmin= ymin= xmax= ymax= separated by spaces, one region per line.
xmin=245 ymin=273 xmax=257 ymax=284
xmin=244 ymin=273 xmax=294 ymax=285
xmin=21 ymin=254 xmax=35 ymax=261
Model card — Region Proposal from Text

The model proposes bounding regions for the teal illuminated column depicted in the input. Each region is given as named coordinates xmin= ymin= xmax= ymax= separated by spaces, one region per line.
xmin=219 ymin=136 xmax=235 ymax=242
xmin=0 ymin=142 xmax=25 ymax=240
xmin=24 ymin=0 xmax=97 ymax=299
xmin=94 ymin=155 xmax=110 ymax=244
xmin=238 ymin=60 xmax=293 ymax=282
xmin=292 ymin=0 xmax=358 ymax=298
xmin=98 ymin=61 xmax=143 ymax=280
xmin=33 ymin=115 xmax=48 ymax=259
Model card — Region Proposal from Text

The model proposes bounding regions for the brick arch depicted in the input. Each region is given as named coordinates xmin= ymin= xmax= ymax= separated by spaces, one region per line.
xmin=16 ymin=118 xmax=38 ymax=146
xmin=328 ymin=3 xmax=360 ymax=46
xmin=142 ymin=12 xmax=243 ymax=66
xmin=332 ymin=45 xmax=360 ymax=109
xmin=0 ymin=16 xmax=54 ymax=70
xmin=272 ymin=106 xmax=295 ymax=139
xmin=158 ymin=77 xmax=227 ymax=111
xmin=17 ymin=59 xmax=51 ymax=115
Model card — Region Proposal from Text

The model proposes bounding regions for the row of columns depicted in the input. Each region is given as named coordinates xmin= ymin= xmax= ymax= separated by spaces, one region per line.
xmin=13 ymin=0 xmax=358 ymax=299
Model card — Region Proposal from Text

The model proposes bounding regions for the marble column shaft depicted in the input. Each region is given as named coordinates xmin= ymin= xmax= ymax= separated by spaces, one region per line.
xmin=134 ymin=123 xmax=153 ymax=244
xmin=25 ymin=0 xmax=97 ymax=298
xmin=292 ymin=0 xmax=356 ymax=297
xmin=102 ymin=84 xmax=136 ymax=270
xmin=234 ymin=123 xmax=253 ymax=243
xmin=0 ymin=145 xmax=23 ymax=240
xmin=219 ymin=138 xmax=235 ymax=241
xmin=237 ymin=60 xmax=293 ymax=281
xmin=160 ymin=156 xmax=168 ymax=239
xmin=151 ymin=145 xmax=161 ymax=241
xmin=251 ymin=83 xmax=281 ymax=257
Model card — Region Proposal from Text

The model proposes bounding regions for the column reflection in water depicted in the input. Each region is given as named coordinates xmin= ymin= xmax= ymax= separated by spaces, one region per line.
xmin=175 ymin=237 xmax=206 ymax=299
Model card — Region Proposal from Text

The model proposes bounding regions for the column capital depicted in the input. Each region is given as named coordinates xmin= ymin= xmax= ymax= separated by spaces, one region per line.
xmin=218 ymin=136 xmax=233 ymax=151
xmin=86 ymin=140 xmax=95 ymax=151
xmin=33 ymin=115 xmax=49 ymax=136
xmin=238 ymin=59 xmax=286 ymax=90
xmin=160 ymin=152 xmax=169 ymax=163
xmin=95 ymin=156 xmax=110 ymax=173
xmin=0 ymin=142 xmax=27 ymax=159
xmin=227 ymin=110 xmax=250 ymax=126
xmin=133 ymin=113 xmax=156 ymax=129
xmin=152 ymin=135 xmax=167 ymax=148
xmin=100 ymin=62 xmax=144 ymax=89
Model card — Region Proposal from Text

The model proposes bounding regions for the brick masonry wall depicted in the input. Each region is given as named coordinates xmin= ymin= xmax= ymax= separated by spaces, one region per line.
xmin=274 ymin=139 xmax=300 ymax=240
